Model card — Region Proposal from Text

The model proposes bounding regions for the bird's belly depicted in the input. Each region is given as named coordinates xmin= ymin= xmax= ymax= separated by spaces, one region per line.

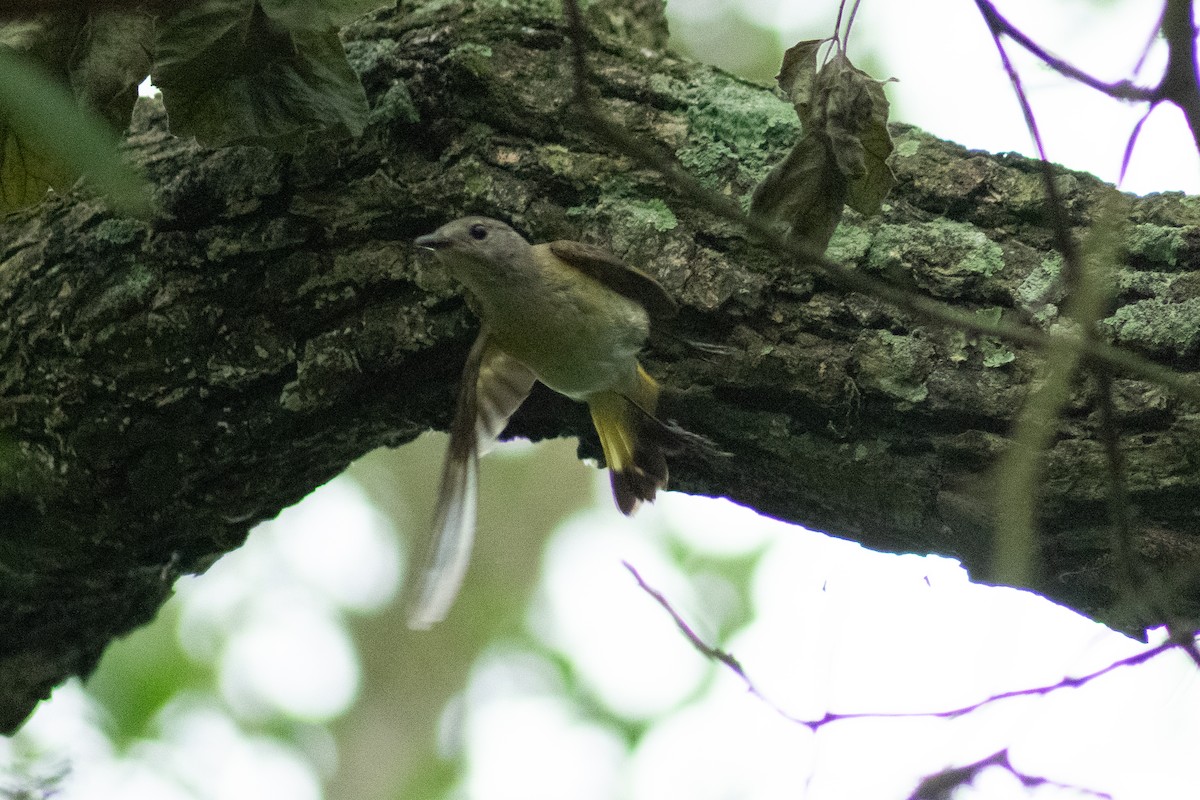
xmin=488 ymin=295 xmax=648 ymax=400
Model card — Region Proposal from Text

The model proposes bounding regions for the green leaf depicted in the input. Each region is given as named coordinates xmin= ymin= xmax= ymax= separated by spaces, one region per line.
xmin=321 ymin=0 xmax=389 ymax=28
xmin=0 ymin=15 xmax=81 ymax=68
xmin=0 ymin=44 xmax=150 ymax=216
xmin=68 ymin=11 xmax=155 ymax=131
xmin=152 ymin=0 xmax=369 ymax=152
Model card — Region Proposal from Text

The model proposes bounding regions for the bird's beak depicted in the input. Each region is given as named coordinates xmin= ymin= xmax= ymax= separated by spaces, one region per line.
xmin=415 ymin=232 xmax=451 ymax=250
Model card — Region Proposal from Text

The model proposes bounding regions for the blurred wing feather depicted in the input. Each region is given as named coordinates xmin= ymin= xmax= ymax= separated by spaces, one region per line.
xmin=406 ymin=331 xmax=536 ymax=629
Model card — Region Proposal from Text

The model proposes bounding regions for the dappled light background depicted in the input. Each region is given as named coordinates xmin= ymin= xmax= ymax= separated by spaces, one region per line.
xmin=5 ymin=1 xmax=1200 ymax=799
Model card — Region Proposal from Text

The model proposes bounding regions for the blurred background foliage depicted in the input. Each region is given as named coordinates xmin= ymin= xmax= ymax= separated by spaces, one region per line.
xmin=7 ymin=429 xmax=777 ymax=800
xmin=668 ymin=3 xmax=784 ymax=84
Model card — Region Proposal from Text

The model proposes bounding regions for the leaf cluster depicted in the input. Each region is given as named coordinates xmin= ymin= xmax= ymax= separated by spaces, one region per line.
xmin=0 ymin=0 xmax=373 ymax=216
xmin=750 ymin=38 xmax=896 ymax=252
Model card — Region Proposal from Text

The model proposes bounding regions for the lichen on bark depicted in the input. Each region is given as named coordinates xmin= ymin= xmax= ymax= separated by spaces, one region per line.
xmin=2 ymin=0 xmax=1200 ymax=733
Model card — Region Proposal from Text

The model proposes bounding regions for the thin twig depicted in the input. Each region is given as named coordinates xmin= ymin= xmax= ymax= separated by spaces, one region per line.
xmin=623 ymin=562 xmax=747 ymax=677
xmin=974 ymin=0 xmax=1082 ymax=278
xmin=558 ymin=0 xmax=1200 ymax=407
xmin=1131 ymin=3 xmax=1167 ymax=79
xmin=1119 ymin=105 xmax=1159 ymax=186
xmin=975 ymin=0 xmax=1200 ymax=664
xmin=980 ymin=0 xmax=1119 ymax=584
xmin=833 ymin=0 xmax=849 ymax=47
xmin=624 ymin=560 xmax=1186 ymax=732
xmin=909 ymin=749 xmax=1114 ymax=800
xmin=842 ymin=0 xmax=863 ymax=47
xmin=974 ymin=0 xmax=1156 ymax=103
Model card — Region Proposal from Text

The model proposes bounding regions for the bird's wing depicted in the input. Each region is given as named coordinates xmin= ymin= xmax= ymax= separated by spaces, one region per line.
xmin=406 ymin=330 xmax=537 ymax=629
xmin=545 ymin=240 xmax=678 ymax=321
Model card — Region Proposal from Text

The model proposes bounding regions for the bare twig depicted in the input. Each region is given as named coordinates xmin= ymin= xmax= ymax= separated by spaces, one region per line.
xmin=1119 ymin=105 xmax=1159 ymax=185
xmin=558 ymin=0 xmax=1200 ymax=407
xmin=564 ymin=0 xmax=1200 ymax=656
xmin=836 ymin=0 xmax=864 ymax=48
xmin=623 ymin=562 xmax=747 ymax=677
xmin=979 ymin=17 xmax=1098 ymax=587
xmin=628 ymin=556 xmax=1186 ymax=797
xmin=624 ymin=559 xmax=1186 ymax=731
xmin=909 ymin=749 xmax=1114 ymax=800
xmin=975 ymin=0 xmax=1082 ymax=272
xmin=974 ymin=0 xmax=1200 ymax=664
xmin=973 ymin=0 xmax=1156 ymax=103
xmin=1131 ymin=4 xmax=1167 ymax=79
xmin=843 ymin=0 xmax=863 ymax=44
xmin=977 ymin=0 xmax=1200 ymax=174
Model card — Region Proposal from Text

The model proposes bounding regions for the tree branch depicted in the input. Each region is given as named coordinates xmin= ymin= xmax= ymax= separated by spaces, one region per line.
xmin=3 ymin=0 xmax=1200 ymax=733
xmin=1160 ymin=0 xmax=1200 ymax=151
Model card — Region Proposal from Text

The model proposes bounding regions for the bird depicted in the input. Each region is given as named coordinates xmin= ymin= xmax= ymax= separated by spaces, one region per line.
xmin=407 ymin=215 xmax=700 ymax=628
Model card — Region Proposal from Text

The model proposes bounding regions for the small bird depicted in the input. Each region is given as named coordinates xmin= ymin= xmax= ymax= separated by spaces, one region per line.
xmin=408 ymin=216 xmax=697 ymax=628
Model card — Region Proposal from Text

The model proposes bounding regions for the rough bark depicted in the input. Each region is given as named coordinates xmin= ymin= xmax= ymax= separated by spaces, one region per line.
xmin=3 ymin=0 xmax=1200 ymax=733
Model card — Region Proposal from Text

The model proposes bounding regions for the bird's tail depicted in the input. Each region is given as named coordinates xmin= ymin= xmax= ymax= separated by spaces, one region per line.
xmin=588 ymin=366 xmax=705 ymax=515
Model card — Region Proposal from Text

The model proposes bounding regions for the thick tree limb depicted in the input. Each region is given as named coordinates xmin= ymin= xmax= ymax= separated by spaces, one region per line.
xmin=2 ymin=0 xmax=1200 ymax=732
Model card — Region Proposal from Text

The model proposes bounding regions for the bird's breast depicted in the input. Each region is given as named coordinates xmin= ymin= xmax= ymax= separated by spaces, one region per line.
xmin=482 ymin=271 xmax=650 ymax=400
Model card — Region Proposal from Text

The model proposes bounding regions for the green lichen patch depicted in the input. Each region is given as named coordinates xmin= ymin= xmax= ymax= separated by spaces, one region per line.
xmin=621 ymin=198 xmax=677 ymax=232
xmin=566 ymin=176 xmax=678 ymax=236
xmin=92 ymin=218 xmax=148 ymax=248
xmin=980 ymin=337 xmax=1016 ymax=368
xmin=677 ymin=139 xmax=738 ymax=193
xmin=1015 ymin=252 xmax=1064 ymax=311
xmin=975 ymin=307 xmax=1015 ymax=368
xmin=1102 ymin=297 xmax=1200 ymax=358
xmin=893 ymin=136 xmax=921 ymax=159
xmin=675 ymin=73 xmax=800 ymax=187
xmin=533 ymin=144 xmax=613 ymax=188
xmin=1132 ymin=191 xmax=1200 ymax=227
xmin=448 ymin=43 xmax=494 ymax=78
xmin=854 ymin=330 xmax=932 ymax=405
xmin=825 ymin=222 xmax=873 ymax=265
xmin=1125 ymin=223 xmax=1187 ymax=269
xmin=686 ymin=79 xmax=799 ymax=157
xmin=865 ymin=218 xmax=1004 ymax=298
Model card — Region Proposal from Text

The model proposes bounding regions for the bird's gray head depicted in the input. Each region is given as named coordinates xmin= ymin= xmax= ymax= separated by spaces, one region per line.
xmin=414 ymin=216 xmax=532 ymax=271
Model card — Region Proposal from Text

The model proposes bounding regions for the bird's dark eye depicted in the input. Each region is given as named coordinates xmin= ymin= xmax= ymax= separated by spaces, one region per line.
xmin=469 ymin=224 xmax=488 ymax=240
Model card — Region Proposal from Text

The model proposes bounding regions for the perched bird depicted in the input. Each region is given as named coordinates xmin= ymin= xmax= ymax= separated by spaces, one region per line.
xmin=408 ymin=216 xmax=697 ymax=628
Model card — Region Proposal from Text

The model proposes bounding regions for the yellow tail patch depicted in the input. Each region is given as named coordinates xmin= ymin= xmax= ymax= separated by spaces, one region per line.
xmin=588 ymin=367 xmax=667 ymax=515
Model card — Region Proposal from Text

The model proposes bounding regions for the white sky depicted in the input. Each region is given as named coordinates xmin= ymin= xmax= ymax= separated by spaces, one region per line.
xmin=678 ymin=0 xmax=1200 ymax=195
xmin=7 ymin=2 xmax=1200 ymax=800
